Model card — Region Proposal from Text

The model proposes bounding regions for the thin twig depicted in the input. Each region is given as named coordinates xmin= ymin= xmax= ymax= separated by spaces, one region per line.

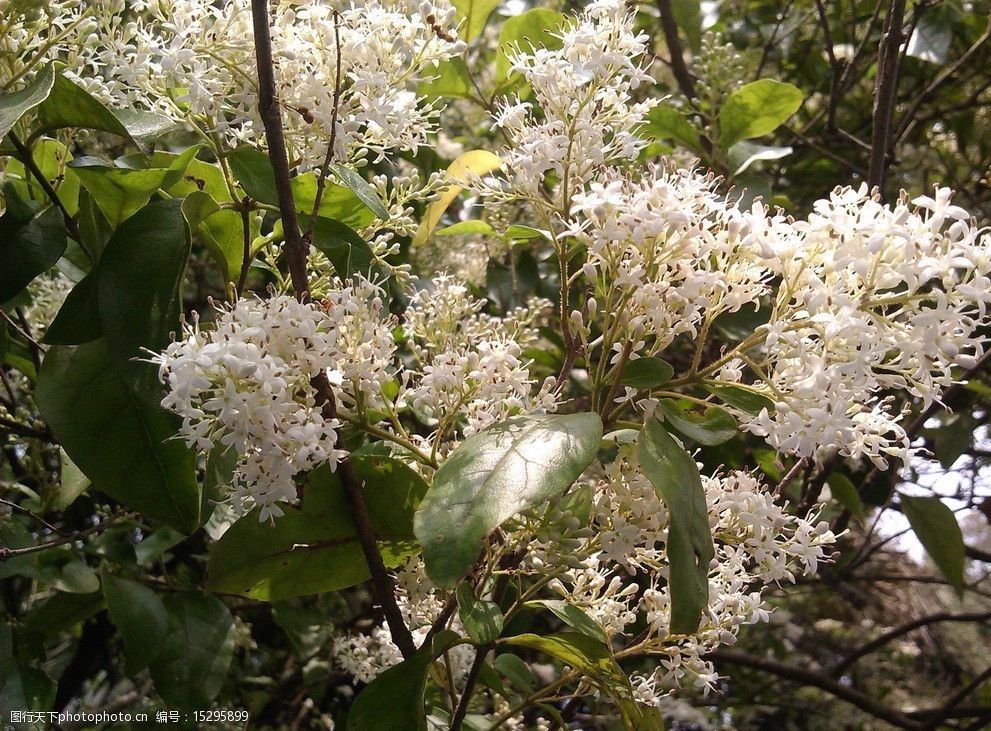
xmin=0 ymin=497 xmax=66 ymax=536
xmin=0 ymin=510 xmax=131 ymax=561
xmin=7 ymin=130 xmax=82 ymax=243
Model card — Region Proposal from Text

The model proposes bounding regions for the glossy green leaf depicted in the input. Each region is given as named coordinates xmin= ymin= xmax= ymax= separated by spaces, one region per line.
xmin=43 ymin=271 xmax=100 ymax=345
xmin=728 ymin=140 xmax=793 ymax=176
xmin=327 ymin=163 xmax=389 ymax=220
xmin=51 ymin=448 xmax=90 ymax=511
xmin=150 ymin=592 xmax=235 ymax=710
xmin=0 ymin=63 xmax=54 ymax=141
xmin=415 ymin=412 xmax=603 ymax=587
xmin=900 ymin=494 xmax=965 ymax=596
xmin=718 ymin=79 xmax=803 ymax=148
xmin=307 ymin=215 xmax=380 ymax=280
xmin=618 ymin=356 xmax=674 ymax=389
xmin=111 ymin=109 xmax=177 ymax=148
xmin=420 ymin=58 xmax=474 ymax=99
xmin=641 ymin=105 xmax=700 ymax=152
xmin=827 ymin=473 xmax=865 ymax=518
xmin=36 ymin=339 xmax=200 ymax=532
xmin=636 ymin=419 xmax=713 ymax=634
xmin=96 ymin=199 xmax=190 ymax=397
xmin=102 ymin=575 xmax=169 ymax=674
xmin=347 ymin=631 xmax=461 ymax=731
xmin=67 ymin=162 xmax=169 ymax=228
xmin=0 ymin=205 xmax=67 ymax=302
xmin=492 ymin=653 xmax=533 ymax=690
xmin=657 ymin=399 xmax=737 ymax=446
xmin=452 ymin=0 xmax=501 ymax=40
xmin=207 ymin=455 xmax=429 ymax=599
xmin=33 ymin=71 xmax=131 ymax=140
xmin=705 ymin=383 xmax=775 ymax=415
xmin=457 ymin=584 xmax=504 ymax=644
xmin=524 ymin=599 xmax=608 ymax=644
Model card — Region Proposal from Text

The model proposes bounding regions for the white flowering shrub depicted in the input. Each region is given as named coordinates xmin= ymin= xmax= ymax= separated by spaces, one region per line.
xmin=2 ymin=0 xmax=990 ymax=728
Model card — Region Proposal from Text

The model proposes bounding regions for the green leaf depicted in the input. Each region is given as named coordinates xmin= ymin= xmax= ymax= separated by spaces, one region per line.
xmin=307 ymin=215 xmax=380 ymax=280
xmin=33 ymin=71 xmax=131 ymax=140
xmin=718 ymin=79 xmax=803 ymax=148
xmin=524 ymin=599 xmax=608 ymax=644
xmin=347 ymin=631 xmax=461 ymax=731
xmin=0 ymin=205 xmax=67 ymax=302
xmin=112 ymin=109 xmax=177 ymax=149
xmin=52 ymin=448 xmax=90 ymax=511
xmin=641 ymin=105 xmax=700 ymax=152
xmin=618 ymin=356 xmax=674 ymax=389
xmin=494 ymin=9 xmax=566 ymax=90
xmin=150 ymin=592 xmax=235 ymax=710
xmin=95 ymin=199 xmax=190 ymax=399
xmin=457 ymin=584 xmax=504 ymax=644
xmin=452 ymin=0 xmax=501 ymax=40
xmin=67 ymin=161 xmax=172 ymax=228
xmin=102 ymin=575 xmax=170 ymax=674
xmin=419 ymin=58 xmax=474 ymax=99
xmin=200 ymin=209 xmax=248 ymax=286
xmin=636 ymin=420 xmax=713 ymax=634
xmin=900 ymin=494 xmax=965 ymax=596
xmin=492 ymin=653 xmax=532 ymax=690
xmin=36 ymin=339 xmax=200 ymax=532
xmin=207 ymin=455 xmax=428 ymax=599
xmin=705 ymin=383 xmax=775 ymax=415
xmin=657 ymin=399 xmax=737 ymax=446
xmin=43 ymin=271 xmax=101 ymax=345
xmin=415 ymin=413 xmax=603 ymax=587
xmin=826 ymin=473 xmax=864 ymax=518
xmin=327 ymin=163 xmax=389 ymax=220
xmin=227 ymin=146 xmax=376 ymax=227
xmin=0 ymin=63 xmax=54 ymax=142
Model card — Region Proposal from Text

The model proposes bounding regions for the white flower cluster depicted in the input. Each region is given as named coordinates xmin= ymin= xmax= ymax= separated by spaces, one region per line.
xmin=485 ymin=0 xmax=654 ymax=209
xmin=74 ymin=0 xmax=463 ymax=165
xmin=153 ymin=283 xmax=396 ymax=521
xmin=535 ymin=453 xmax=835 ymax=698
xmin=743 ymin=185 xmax=991 ymax=467
xmin=571 ymin=166 xmax=770 ymax=354
xmin=332 ymin=558 xmax=476 ymax=683
xmin=403 ymin=276 xmax=556 ymax=436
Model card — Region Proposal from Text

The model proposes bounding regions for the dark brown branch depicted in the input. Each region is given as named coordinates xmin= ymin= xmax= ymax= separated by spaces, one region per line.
xmin=0 ymin=414 xmax=51 ymax=442
xmin=237 ymin=201 xmax=253 ymax=294
xmin=867 ymin=0 xmax=907 ymax=193
xmin=708 ymin=648 xmax=923 ymax=729
xmin=830 ymin=611 xmax=991 ymax=677
xmin=251 ymin=0 xmax=415 ymax=660
xmin=249 ymin=0 xmax=309 ymax=299
xmin=0 ymin=497 xmax=66 ymax=536
xmin=920 ymin=666 xmax=991 ymax=730
xmin=655 ymin=0 xmax=696 ymax=100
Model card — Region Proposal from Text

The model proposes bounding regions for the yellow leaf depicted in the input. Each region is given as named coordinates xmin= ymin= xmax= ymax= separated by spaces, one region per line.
xmin=412 ymin=150 xmax=500 ymax=246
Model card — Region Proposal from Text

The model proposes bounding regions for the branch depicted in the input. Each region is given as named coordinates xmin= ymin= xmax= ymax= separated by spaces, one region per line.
xmin=655 ymin=0 xmax=696 ymax=100
xmin=0 ymin=415 xmax=52 ymax=442
xmin=250 ymin=0 xmax=415 ymax=660
xmin=249 ymin=0 xmax=309 ymax=299
xmin=919 ymin=666 xmax=991 ymax=730
xmin=830 ymin=611 xmax=991 ymax=677
xmin=0 ymin=510 xmax=131 ymax=561
xmin=708 ymin=648 xmax=923 ymax=729
xmin=867 ymin=0 xmax=907 ymax=192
